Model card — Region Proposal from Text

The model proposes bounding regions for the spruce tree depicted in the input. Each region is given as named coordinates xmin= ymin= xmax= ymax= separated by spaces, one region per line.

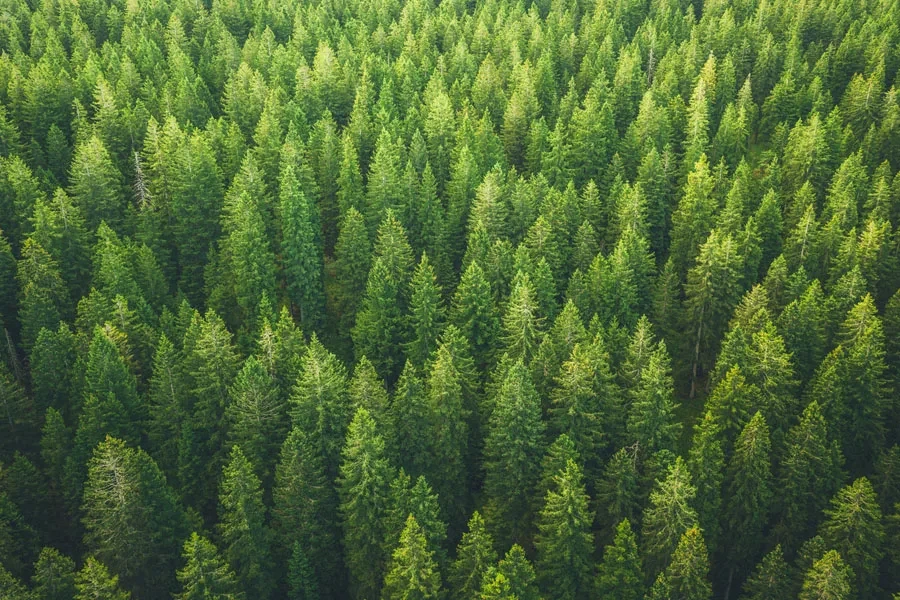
xmin=404 ymin=253 xmax=446 ymax=368
xmin=382 ymin=515 xmax=442 ymax=600
xmin=740 ymin=545 xmax=791 ymax=600
xmin=217 ymin=445 xmax=273 ymax=600
xmin=175 ymin=533 xmax=242 ymax=600
xmin=664 ymin=527 xmax=712 ymax=600
xmin=74 ymin=557 xmax=130 ymax=600
xmin=31 ymin=547 xmax=76 ymax=600
xmin=641 ymin=457 xmax=698 ymax=577
xmin=449 ymin=511 xmax=497 ymax=600
xmin=534 ymin=459 xmax=595 ymax=600
xmin=798 ymin=550 xmax=852 ymax=600
xmin=595 ymin=519 xmax=643 ymax=600
xmin=338 ymin=408 xmax=394 ymax=600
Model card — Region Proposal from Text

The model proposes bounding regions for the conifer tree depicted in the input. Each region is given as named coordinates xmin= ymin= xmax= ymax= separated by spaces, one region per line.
xmin=218 ymin=445 xmax=273 ymax=600
xmin=449 ymin=511 xmax=497 ymax=600
xmin=273 ymin=426 xmax=340 ymax=599
xmin=82 ymin=436 xmax=189 ymax=599
xmin=451 ymin=261 xmax=499 ymax=373
xmin=382 ymin=515 xmax=442 ymax=600
xmin=490 ymin=545 xmax=539 ymax=600
xmin=175 ymin=533 xmax=242 ymax=600
xmin=69 ymin=135 xmax=123 ymax=231
xmin=501 ymin=273 xmax=545 ymax=364
xmin=405 ymin=253 xmax=446 ymax=368
xmin=30 ymin=547 xmax=74 ymax=600
xmin=383 ymin=472 xmax=447 ymax=567
xmin=641 ymin=457 xmax=698 ymax=576
xmin=740 ymin=545 xmax=790 ymax=600
xmin=627 ymin=342 xmax=680 ymax=456
xmin=798 ymin=551 xmax=852 ymax=600
xmin=339 ymin=408 xmax=394 ymax=600
xmin=819 ymin=477 xmax=884 ymax=598
xmin=596 ymin=519 xmax=643 ymax=600
xmin=74 ymin=557 xmax=130 ymax=600
xmin=535 ymin=459 xmax=594 ymax=600
xmin=17 ymin=238 xmax=68 ymax=350
xmin=664 ymin=527 xmax=712 ymax=600
xmin=687 ymin=411 xmax=724 ymax=556
xmin=280 ymin=164 xmax=325 ymax=330
xmin=483 ymin=359 xmax=545 ymax=546
xmin=335 ymin=207 xmax=371 ymax=336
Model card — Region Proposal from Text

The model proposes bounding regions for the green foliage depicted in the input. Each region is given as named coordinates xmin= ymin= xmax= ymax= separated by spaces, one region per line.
xmin=74 ymin=557 xmax=130 ymax=600
xmin=595 ymin=519 xmax=643 ymax=600
xmin=449 ymin=512 xmax=496 ymax=600
xmin=798 ymin=550 xmax=853 ymax=600
xmin=175 ymin=533 xmax=242 ymax=600
xmin=381 ymin=515 xmax=442 ymax=600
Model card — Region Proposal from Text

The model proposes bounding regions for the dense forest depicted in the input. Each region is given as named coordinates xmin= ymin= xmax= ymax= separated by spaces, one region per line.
xmin=0 ymin=0 xmax=899 ymax=597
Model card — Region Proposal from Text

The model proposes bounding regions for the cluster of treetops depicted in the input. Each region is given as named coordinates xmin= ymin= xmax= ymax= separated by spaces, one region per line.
xmin=1 ymin=0 xmax=900 ymax=597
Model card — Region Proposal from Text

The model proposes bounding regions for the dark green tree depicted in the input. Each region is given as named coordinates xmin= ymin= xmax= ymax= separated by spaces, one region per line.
xmin=449 ymin=511 xmax=497 ymax=600
xmin=31 ymin=547 xmax=76 ymax=600
xmin=595 ymin=519 xmax=643 ymax=600
xmin=664 ymin=527 xmax=712 ymax=600
xmin=641 ymin=457 xmax=698 ymax=577
xmin=739 ymin=545 xmax=790 ymax=600
xmin=175 ymin=533 xmax=242 ymax=600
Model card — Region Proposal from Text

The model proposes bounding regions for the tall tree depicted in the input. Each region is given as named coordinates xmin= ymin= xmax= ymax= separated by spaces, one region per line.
xmin=382 ymin=515 xmax=442 ymax=600
xmin=534 ymin=459 xmax=595 ymax=600
xmin=449 ymin=511 xmax=497 ymax=600
xmin=404 ymin=253 xmax=445 ymax=368
xmin=664 ymin=527 xmax=712 ymax=600
xmin=217 ymin=445 xmax=273 ymax=600
xmin=338 ymin=408 xmax=393 ymax=600
xmin=595 ymin=519 xmax=643 ymax=600
xmin=798 ymin=550 xmax=852 ymax=600
xmin=74 ymin=557 xmax=130 ymax=600
xmin=641 ymin=457 xmax=698 ymax=577
xmin=175 ymin=533 xmax=242 ymax=600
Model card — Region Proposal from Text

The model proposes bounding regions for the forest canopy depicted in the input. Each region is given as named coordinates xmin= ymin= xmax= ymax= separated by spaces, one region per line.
xmin=0 ymin=0 xmax=899 ymax=598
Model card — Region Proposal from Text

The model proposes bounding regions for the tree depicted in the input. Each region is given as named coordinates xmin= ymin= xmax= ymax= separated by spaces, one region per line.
xmin=218 ymin=446 xmax=273 ymax=600
xmin=280 ymin=164 xmax=325 ymax=330
xmin=273 ymin=426 xmax=340 ymax=599
xmin=175 ymin=533 xmax=242 ymax=600
xmin=69 ymin=135 xmax=123 ymax=230
xmin=595 ymin=519 xmax=643 ymax=600
xmin=724 ymin=412 xmax=772 ymax=573
xmin=451 ymin=261 xmax=499 ymax=373
xmin=405 ymin=253 xmax=445 ymax=368
xmin=383 ymin=472 xmax=447 ymax=567
xmin=382 ymin=515 xmax=442 ymax=600
xmin=740 ymin=545 xmax=790 ymax=600
xmin=489 ymin=545 xmax=540 ymax=600
xmin=17 ymin=238 xmax=68 ymax=350
xmin=82 ymin=436 xmax=189 ymax=599
xmin=482 ymin=359 xmax=545 ymax=546
xmin=226 ymin=355 xmax=286 ymax=485
xmin=684 ymin=229 xmax=744 ymax=396
xmin=534 ymin=459 xmax=594 ymax=600
xmin=686 ymin=411 xmax=724 ymax=556
xmin=29 ymin=189 xmax=91 ymax=301
xmin=627 ymin=342 xmax=680 ymax=456
xmin=74 ymin=557 xmax=130 ymax=600
xmin=290 ymin=335 xmax=351 ymax=482
xmin=449 ymin=512 xmax=497 ymax=600
xmin=422 ymin=345 xmax=469 ymax=528
xmin=641 ymin=457 xmax=698 ymax=577
xmin=334 ymin=207 xmax=372 ymax=336
xmin=31 ymin=547 xmax=76 ymax=600
xmin=798 ymin=551 xmax=853 ymax=600
xmin=339 ymin=408 xmax=394 ymax=600
xmin=501 ymin=273 xmax=545 ymax=364
xmin=595 ymin=446 xmax=642 ymax=535
xmin=819 ymin=478 xmax=884 ymax=598
xmin=664 ymin=527 xmax=712 ymax=600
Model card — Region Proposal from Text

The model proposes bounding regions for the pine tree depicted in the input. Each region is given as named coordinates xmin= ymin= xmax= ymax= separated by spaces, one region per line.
xmin=405 ymin=253 xmax=445 ymax=368
xmin=218 ymin=445 xmax=273 ymax=600
xmin=595 ymin=446 xmax=642 ymax=535
xmin=82 ymin=436 xmax=189 ymax=599
xmin=798 ymin=550 xmax=852 ymax=600
xmin=724 ymin=412 xmax=772 ymax=574
xmin=338 ymin=408 xmax=394 ymax=600
xmin=627 ymin=342 xmax=680 ymax=456
xmin=819 ymin=477 xmax=884 ymax=598
xmin=31 ymin=547 xmax=76 ymax=600
xmin=491 ymin=545 xmax=539 ymax=600
xmin=451 ymin=261 xmax=499 ymax=373
xmin=382 ymin=515 xmax=442 ymax=600
xmin=501 ymin=273 xmax=545 ymax=364
xmin=175 ymin=533 xmax=242 ymax=600
xmin=69 ymin=135 xmax=123 ymax=230
xmin=383 ymin=472 xmax=447 ymax=567
xmin=17 ymin=238 xmax=68 ymax=351
xmin=287 ymin=542 xmax=319 ymax=600
xmin=74 ymin=557 xmax=130 ymax=600
xmin=534 ymin=459 xmax=594 ymax=600
xmin=273 ymin=426 xmax=340 ymax=599
xmin=740 ymin=545 xmax=790 ymax=600
xmin=483 ymin=359 xmax=545 ymax=546
xmin=664 ymin=527 xmax=712 ymax=600
xmin=595 ymin=519 xmax=643 ymax=600
xmin=641 ymin=457 xmax=698 ymax=577
xmin=29 ymin=189 xmax=91 ymax=301
xmin=334 ymin=207 xmax=372 ymax=336
xmin=449 ymin=512 xmax=497 ymax=600
xmin=226 ymin=355 xmax=287 ymax=485
xmin=423 ymin=344 xmax=469 ymax=528
xmin=280 ymin=164 xmax=325 ymax=330
xmin=687 ymin=411 xmax=725 ymax=556
xmin=289 ymin=335 xmax=351 ymax=482
xmin=146 ymin=334 xmax=183 ymax=479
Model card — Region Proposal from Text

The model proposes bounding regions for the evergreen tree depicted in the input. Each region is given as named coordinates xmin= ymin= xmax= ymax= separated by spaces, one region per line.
xmin=218 ymin=446 xmax=273 ymax=600
xmin=451 ymin=261 xmax=499 ymax=373
xmin=664 ymin=527 xmax=712 ymax=600
xmin=449 ymin=512 xmax=497 ymax=600
xmin=405 ymin=253 xmax=445 ymax=368
xmin=483 ymin=359 xmax=545 ymax=546
xmin=819 ymin=478 xmax=884 ymax=598
xmin=31 ymin=547 xmax=76 ymax=600
xmin=17 ymin=238 xmax=68 ymax=350
xmin=338 ymin=408 xmax=394 ymax=600
xmin=501 ymin=273 xmax=545 ymax=364
xmin=383 ymin=472 xmax=447 ymax=567
xmin=280 ymin=164 xmax=325 ymax=330
xmin=382 ymin=515 xmax=442 ymax=600
xmin=69 ymin=135 xmax=123 ymax=231
xmin=175 ymin=533 xmax=242 ymax=600
xmin=798 ymin=551 xmax=852 ymax=600
xmin=335 ymin=207 xmax=371 ymax=336
xmin=595 ymin=519 xmax=643 ymax=600
xmin=627 ymin=342 xmax=680 ymax=456
xmin=534 ymin=459 xmax=595 ymax=600
xmin=740 ymin=545 xmax=790 ymax=600
xmin=74 ymin=557 xmax=130 ymax=600
xmin=82 ymin=436 xmax=189 ymax=599
xmin=641 ymin=457 xmax=698 ymax=577
xmin=687 ymin=411 xmax=725 ymax=556
xmin=492 ymin=545 xmax=540 ymax=600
